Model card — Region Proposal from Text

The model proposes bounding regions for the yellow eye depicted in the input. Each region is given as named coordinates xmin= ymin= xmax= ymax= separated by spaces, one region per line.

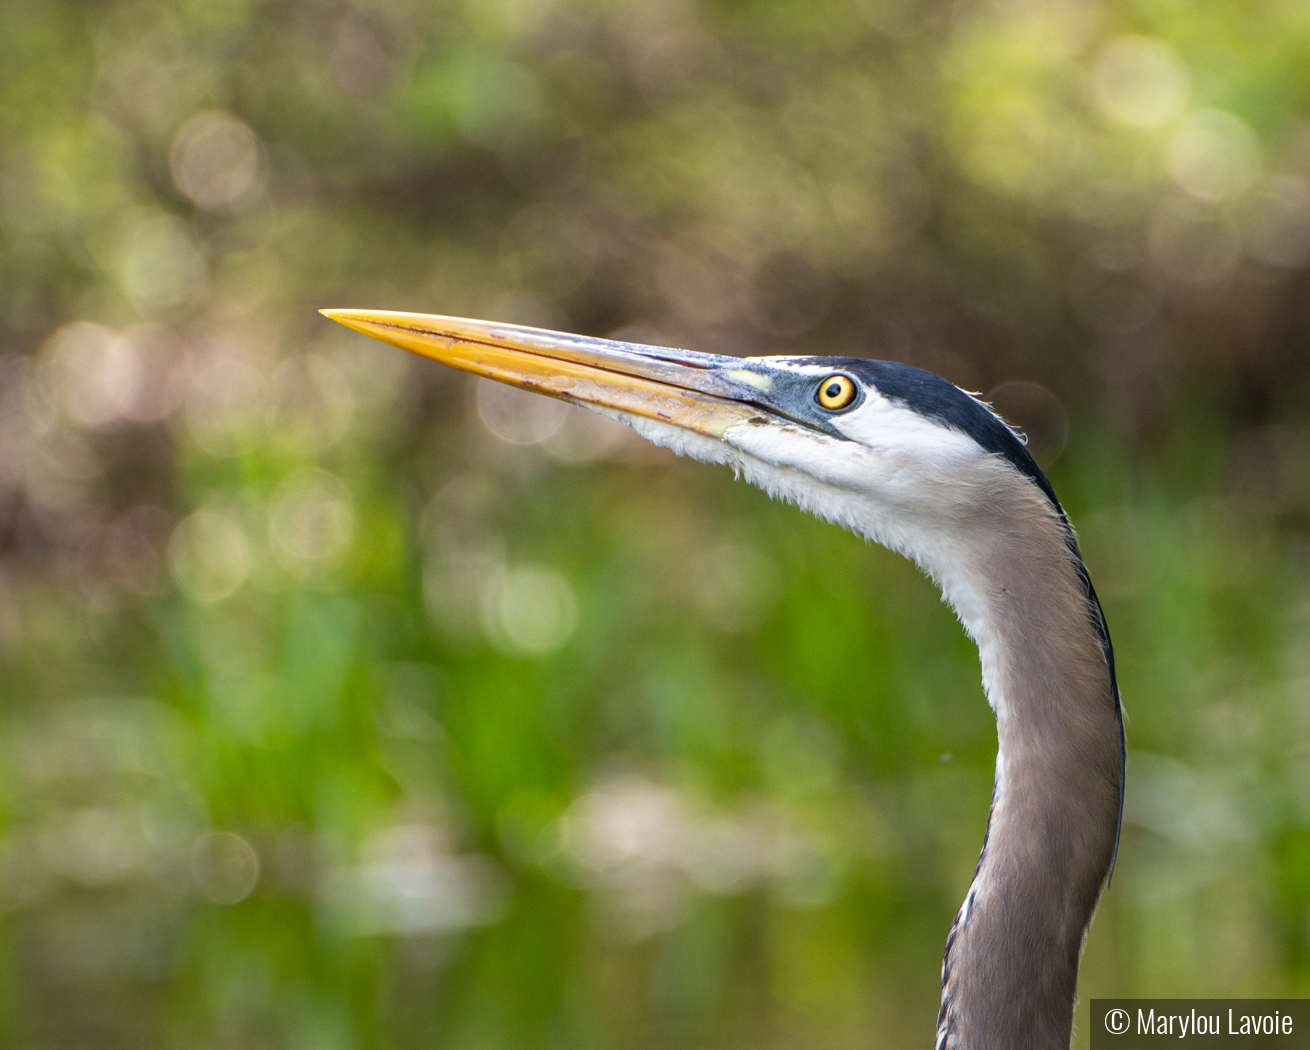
xmin=816 ymin=374 xmax=857 ymax=411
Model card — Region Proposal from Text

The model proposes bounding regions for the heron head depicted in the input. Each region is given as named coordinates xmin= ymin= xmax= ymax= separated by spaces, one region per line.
xmin=320 ymin=310 xmax=1055 ymax=548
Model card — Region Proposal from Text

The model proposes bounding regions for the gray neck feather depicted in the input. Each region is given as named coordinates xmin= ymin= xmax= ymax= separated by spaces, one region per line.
xmin=926 ymin=478 xmax=1122 ymax=1050
xmin=627 ymin=406 xmax=1123 ymax=1046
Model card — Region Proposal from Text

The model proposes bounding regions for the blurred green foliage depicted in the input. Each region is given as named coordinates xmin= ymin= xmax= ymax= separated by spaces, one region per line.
xmin=2 ymin=0 xmax=1310 ymax=1046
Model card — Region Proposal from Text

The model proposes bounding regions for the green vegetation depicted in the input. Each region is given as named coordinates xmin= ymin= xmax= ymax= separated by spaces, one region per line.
xmin=1 ymin=0 xmax=1310 ymax=1046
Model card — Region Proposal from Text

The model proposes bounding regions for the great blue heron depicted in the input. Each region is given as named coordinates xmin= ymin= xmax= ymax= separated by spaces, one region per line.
xmin=323 ymin=308 xmax=1125 ymax=1050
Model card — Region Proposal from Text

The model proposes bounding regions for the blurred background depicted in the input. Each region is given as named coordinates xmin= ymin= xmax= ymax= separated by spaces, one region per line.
xmin=2 ymin=0 xmax=1310 ymax=1046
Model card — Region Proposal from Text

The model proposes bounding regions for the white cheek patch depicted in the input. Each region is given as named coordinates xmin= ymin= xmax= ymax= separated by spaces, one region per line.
xmin=590 ymin=395 xmax=995 ymax=542
xmin=832 ymin=392 xmax=982 ymax=464
xmin=723 ymin=395 xmax=988 ymax=522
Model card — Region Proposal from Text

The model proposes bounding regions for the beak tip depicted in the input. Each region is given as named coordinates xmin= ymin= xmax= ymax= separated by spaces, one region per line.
xmin=320 ymin=308 xmax=376 ymax=335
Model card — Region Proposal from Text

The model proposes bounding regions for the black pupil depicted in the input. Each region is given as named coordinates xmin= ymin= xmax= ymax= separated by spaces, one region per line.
xmin=826 ymin=382 xmax=841 ymax=398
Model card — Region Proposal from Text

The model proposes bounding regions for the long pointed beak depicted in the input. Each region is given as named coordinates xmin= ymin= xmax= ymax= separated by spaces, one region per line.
xmin=320 ymin=309 xmax=770 ymax=438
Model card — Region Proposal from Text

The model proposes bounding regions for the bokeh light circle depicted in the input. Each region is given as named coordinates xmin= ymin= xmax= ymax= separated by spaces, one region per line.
xmin=170 ymin=110 xmax=262 ymax=211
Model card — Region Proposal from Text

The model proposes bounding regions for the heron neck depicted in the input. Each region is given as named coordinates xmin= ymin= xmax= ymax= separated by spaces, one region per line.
xmin=926 ymin=497 xmax=1122 ymax=1050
